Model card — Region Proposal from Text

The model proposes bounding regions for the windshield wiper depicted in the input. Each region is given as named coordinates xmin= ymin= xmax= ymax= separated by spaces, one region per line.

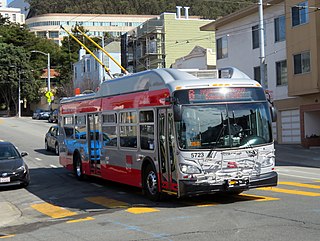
xmin=206 ymin=112 xmax=226 ymax=158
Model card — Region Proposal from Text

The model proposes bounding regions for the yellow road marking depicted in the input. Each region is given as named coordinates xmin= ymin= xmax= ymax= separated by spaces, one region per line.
xmin=85 ymin=196 xmax=128 ymax=208
xmin=239 ymin=193 xmax=280 ymax=202
xmin=31 ymin=203 xmax=77 ymax=218
xmin=0 ymin=235 xmax=15 ymax=239
xmin=181 ymin=201 xmax=218 ymax=207
xmin=258 ymin=187 xmax=320 ymax=197
xmin=126 ymin=207 xmax=160 ymax=214
xmin=279 ymin=181 xmax=320 ymax=189
xmin=66 ymin=217 xmax=95 ymax=223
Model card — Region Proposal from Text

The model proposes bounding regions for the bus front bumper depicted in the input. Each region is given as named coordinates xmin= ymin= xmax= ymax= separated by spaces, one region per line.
xmin=179 ymin=171 xmax=278 ymax=197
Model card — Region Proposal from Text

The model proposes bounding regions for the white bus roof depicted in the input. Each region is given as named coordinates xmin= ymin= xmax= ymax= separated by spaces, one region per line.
xmin=60 ymin=67 xmax=260 ymax=103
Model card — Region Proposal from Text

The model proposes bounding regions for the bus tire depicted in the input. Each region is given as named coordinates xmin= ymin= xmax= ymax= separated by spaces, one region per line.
xmin=74 ymin=154 xmax=84 ymax=180
xmin=143 ymin=164 xmax=161 ymax=202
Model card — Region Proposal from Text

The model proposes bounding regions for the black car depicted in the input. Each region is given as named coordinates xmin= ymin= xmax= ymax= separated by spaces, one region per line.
xmin=48 ymin=109 xmax=59 ymax=123
xmin=45 ymin=125 xmax=60 ymax=155
xmin=32 ymin=109 xmax=51 ymax=120
xmin=0 ymin=142 xmax=30 ymax=188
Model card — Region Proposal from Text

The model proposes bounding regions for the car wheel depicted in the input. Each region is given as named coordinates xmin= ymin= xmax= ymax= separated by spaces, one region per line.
xmin=143 ymin=164 xmax=162 ymax=201
xmin=55 ymin=143 xmax=59 ymax=155
xmin=45 ymin=140 xmax=49 ymax=151
xmin=74 ymin=154 xmax=84 ymax=180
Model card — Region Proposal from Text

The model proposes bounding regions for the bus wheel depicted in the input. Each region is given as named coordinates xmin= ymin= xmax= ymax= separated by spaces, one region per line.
xmin=143 ymin=165 xmax=161 ymax=201
xmin=74 ymin=155 xmax=84 ymax=180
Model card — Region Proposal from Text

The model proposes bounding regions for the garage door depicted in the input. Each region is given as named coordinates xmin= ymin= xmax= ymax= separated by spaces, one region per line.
xmin=281 ymin=109 xmax=301 ymax=144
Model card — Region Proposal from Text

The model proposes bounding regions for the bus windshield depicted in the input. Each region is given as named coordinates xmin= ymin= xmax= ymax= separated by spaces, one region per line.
xmin=175 ymin=102 xmax=272 ymax=150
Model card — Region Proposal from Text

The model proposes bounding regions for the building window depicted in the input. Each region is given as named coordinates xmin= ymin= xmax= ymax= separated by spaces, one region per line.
xmin=253 ymin=64 xmax=268 ymax=86
xmin=12 ymin=14 xmax=16 ymax=22
xmin=252 ymin=25 xmax=259 ymax=49
xmin=217 ymin=36 xmax=228 ymax=60
xmin=274 ymin=15 xmax=286 ymax=42
xmin=293 ymin=51 xmax=310 ymax=74
xmin=49 ymin=31 xmax=59 ymax=38
xmin=292 ymin=1 xmax=309 ymax=27
xmin=276 ymin=60 xmax=287 ymax=86
xmin=86 ymin=59 xmax=91 ymax=72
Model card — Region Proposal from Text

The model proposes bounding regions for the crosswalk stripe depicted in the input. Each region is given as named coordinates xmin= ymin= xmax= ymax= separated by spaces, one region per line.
xmin=239 ymin=193 xmax=280 ymax=201
xmin=31 ymin=203 xmax=77 ymax=218
xmin=279 ymin=181 xmax=320 ymax=189
xmin=0 ymin=234 xmax=15 ymax=239
xmin=66 ymin=217 xmax=95 ymax=223
xmin=85 ymin=196 xmax=128 ymax=208
xmin=126 ymin=207 xmax=160 ymax=214
xmin=258 ymin=187 xmax=320 ymax=197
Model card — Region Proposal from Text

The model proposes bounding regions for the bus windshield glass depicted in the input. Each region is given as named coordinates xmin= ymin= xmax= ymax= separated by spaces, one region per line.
xmin=175 ymin=102 xmax=272 ymax=150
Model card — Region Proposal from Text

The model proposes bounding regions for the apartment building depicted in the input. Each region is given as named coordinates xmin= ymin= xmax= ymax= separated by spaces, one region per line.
xmin=201 ymin=0 xmax=320 ymax=147
xmin=0 ymin=4 xmax=25 ymax=24
xmin=73 ymin=41 xmax=122 ymax=93
xmin=26 ymin=13 xmax=155 ymax=45
xmin=121 ymin=8 xmax=215 ymax=73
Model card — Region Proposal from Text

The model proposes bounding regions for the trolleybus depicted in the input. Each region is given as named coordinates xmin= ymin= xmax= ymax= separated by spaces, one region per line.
xmin=58 ymin=68 xmax=278 ymax=200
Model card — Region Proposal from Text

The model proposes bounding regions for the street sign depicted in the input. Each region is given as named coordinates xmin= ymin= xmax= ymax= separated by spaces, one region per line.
xmin=45 ymin=91 xmax=53 ymax=103
xmin=45 ymin=91 xmax=53 ymax=98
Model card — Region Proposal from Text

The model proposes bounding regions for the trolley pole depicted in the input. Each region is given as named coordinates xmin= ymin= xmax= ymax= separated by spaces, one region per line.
xmin=259 ymin=0 xmax=266 ymax=89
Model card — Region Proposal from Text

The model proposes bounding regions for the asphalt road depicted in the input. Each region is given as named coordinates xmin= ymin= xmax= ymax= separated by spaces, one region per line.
xmin=0 ymin=117 xmax=320 ymax=241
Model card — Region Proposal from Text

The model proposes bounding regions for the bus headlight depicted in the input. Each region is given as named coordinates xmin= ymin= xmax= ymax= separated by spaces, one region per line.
xmin=261 ymin=156 xmax=274 ymax=168
xmin=179 ymin=164 xmax=201 ymax=174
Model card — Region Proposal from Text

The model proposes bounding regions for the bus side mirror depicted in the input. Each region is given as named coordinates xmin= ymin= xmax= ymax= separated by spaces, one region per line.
xmin=270 ymin=106 xmax=277 ymax=122
xmin=173 ymin=104 xmax=182 ymax=122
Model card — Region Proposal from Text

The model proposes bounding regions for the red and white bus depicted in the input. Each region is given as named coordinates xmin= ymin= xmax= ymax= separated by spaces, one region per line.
xmin=58 ymin=68 xmax=278 ymax=200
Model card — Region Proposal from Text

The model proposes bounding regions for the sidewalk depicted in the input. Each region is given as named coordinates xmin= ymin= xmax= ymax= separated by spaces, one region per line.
xmin=0 ymin=202 xmax=21 ymax=227
xmin=275 ymin=144 xmax=320 ymax=168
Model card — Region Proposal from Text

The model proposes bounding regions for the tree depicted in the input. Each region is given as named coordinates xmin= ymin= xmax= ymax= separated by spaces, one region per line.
xmin=0 ymin=43 xmax=38 ymax=115
xmin=0 ymin=15 xmax=61 ymax=115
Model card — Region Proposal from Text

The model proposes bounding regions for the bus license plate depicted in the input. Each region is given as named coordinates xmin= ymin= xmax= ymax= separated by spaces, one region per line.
xmin=0 ymin=177 xmax=10 ymax=183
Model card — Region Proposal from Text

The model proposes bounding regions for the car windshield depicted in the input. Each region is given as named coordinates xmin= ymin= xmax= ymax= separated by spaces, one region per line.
xmin=0 ymin=145 xmax=20 ymax=160
xmin=175 ymin=102 xmax=273 ymax=150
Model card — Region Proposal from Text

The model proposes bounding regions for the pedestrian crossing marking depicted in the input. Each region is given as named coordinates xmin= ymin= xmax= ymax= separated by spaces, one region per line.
xmin=238 ymin=193 xmax=280 ymax=202
xmin=126 ymin=207 xmax=160 ymax=214
xmin=66 ymin=217 xmax=95 ymax=223
xmin=31 ymin=203 xmax=77 ymax=219
xmin=258 ymin=187 xmax=320 ymax=197
xmin=279 ymin=181 xmax=320 ymax=189
xmin=85 ymin=196 xmax=128 ymax=209
xmin=0 ymin=234 xmax=15 ymax=239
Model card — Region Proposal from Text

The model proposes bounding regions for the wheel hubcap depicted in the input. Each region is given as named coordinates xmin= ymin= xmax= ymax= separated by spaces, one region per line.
xmin=146 ymin=171 xmax=157 ymax=195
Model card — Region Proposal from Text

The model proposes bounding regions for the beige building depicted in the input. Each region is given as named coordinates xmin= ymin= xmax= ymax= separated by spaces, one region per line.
xmin=280 ymin=0 xmax=320 ymax=147
xmin=26 ymin=13 xmax=156 ymax=45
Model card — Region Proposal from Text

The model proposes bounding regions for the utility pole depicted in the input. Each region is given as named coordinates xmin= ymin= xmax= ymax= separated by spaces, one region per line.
xmin=259 ymin=0 xmax=266 ymax=89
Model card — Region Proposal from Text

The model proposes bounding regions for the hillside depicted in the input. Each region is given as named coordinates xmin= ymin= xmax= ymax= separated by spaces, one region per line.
xmin=26 ymin=0 xmax=257 ymax=19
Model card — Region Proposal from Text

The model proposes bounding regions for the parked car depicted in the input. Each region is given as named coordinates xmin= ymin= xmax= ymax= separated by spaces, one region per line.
xmin=0 ymin=142 xmax=30 ymax=188
xmin=48 ymin=109 xmax=59 ymax=123
xmin=45 ymin=125 xmax=60 ymax=155
xmin=32 ymin=109 xmax=51 ymax=120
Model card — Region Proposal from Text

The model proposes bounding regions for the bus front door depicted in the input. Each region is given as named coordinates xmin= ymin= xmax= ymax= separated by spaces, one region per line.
xmin=87 ymin=113 xmax=101 ymax=176
xmin=158 ymin=109 xmax=178 ymax=195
